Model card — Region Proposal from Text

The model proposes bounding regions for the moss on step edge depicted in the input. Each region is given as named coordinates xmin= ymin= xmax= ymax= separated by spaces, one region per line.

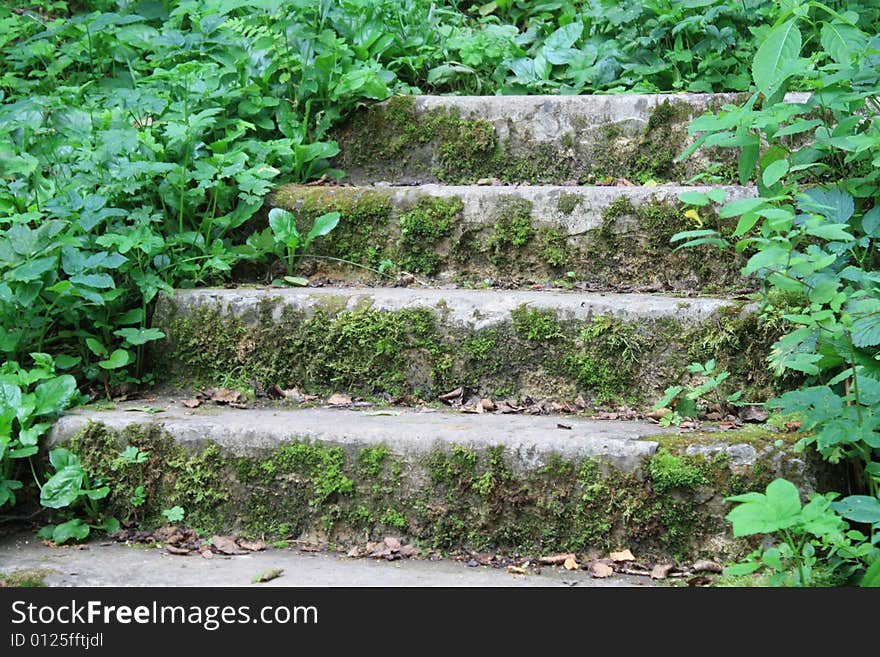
xmin=270 ymin=183 xmax=743 ymax=289
xmin=61 ymin=421 xmax=810 ymax=560
xmin=151 ymin=296 xmax=783 ymax=405
xmin=332 ymin=96 xmax=738 ymax=185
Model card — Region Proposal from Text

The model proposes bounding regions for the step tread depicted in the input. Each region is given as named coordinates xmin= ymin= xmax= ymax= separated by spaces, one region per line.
xmin=167 ymin=286 xmax=739 ymax=327
xmin=50 ymin=400 xmax=673 ymax=471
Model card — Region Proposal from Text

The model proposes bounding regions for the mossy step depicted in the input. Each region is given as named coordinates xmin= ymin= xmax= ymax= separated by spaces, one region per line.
xmin=331 ymin=93 xmax=806 ymax=186
xmin=150 ymin=286 xmax=778 ymax=405
xmin=271 ymin=183 xmax=755 ymax=290
xmin=47 ymin=401 xmax=819 ymax=559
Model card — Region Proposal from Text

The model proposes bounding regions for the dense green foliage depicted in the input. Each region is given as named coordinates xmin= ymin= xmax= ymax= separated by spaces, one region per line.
xmin=675 ymin=4 xmax=880 ymax=584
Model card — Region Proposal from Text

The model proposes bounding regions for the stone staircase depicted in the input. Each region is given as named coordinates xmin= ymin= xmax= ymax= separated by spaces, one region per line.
xmin=51 ymin=94 xmax=820 ymax=562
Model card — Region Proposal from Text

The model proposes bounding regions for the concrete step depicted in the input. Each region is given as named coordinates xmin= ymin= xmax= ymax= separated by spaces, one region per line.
xmin=44 ymin=400 xmax=810 ymax=559
xmin=150 ymin=286 xmax=754 ymax=404
xmin=0 ymin=533 xmax=658 ymax=587
xmin=271 ymin=183 xmax=754 ymax=290
xmin=330 ymin=93 xmax=808 ymax=185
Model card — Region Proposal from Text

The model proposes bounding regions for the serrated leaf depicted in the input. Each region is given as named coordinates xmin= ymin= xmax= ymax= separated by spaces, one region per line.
xmin=725 ymin=478 xmax=802 ymax=536
xmin=820 ymin=22 xmax=865 ymax=65
xmin=753 ymin=20 xmax=802 ymax=96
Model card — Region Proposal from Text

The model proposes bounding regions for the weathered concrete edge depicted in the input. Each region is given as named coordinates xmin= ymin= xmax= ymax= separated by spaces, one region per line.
xmin=273 ymin=183 xmax=757 ymax=235
xmin=157 ymin=287 xmax=737 ymax=331
xmin=48 ymin=406 xmax=664 ymax=473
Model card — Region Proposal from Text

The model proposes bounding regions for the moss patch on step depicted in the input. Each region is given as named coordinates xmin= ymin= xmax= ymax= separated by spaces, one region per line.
xmin=152 ymin=295 xmax=770 ymax=406
xmin=62 ymin=422 xmax=813 ymax=560
xmin=332 ymin=96 xmax=736 ymax=185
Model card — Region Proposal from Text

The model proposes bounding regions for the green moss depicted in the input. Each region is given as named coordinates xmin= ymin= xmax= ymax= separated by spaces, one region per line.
xmin=648 ymin=449 xmax=710 ymax=493
xmin=486 ymin=197 xmax=534 ymax=266
xmin=511 ymin=306 xmax=565 ymax=341
xmin=0 ymin=570 xmax=50 ymax=587
xmin=272 ymin=185 xmax=394 ymax=268
xmin=556 ymin=193 xmax=582 ymax=215
xmin=397 ymin=196 xmax=463 ymax=274
xmin=540 ymin=228 xmax=568 ymax=269
xmin=61 ymin=420 xmax=810 ymax=559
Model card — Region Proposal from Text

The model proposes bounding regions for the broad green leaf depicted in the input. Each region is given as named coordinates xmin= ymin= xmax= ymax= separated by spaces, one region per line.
xmin=98 ymin=349 xmax=130 ymax=370
xmin=725 ymin=478 xmax=802 ymax=536
xmin=48 ymin=448 xmax=79 ymax=471
xmin=732 ymin=212 xmax=761 ymax=238
xmin=51 ymin=518 xmax=90 ymax=544
xmin=720 ymin=197 xmax=767 ymax=218
xmin=41 ymin=465 xmax=84 ymax=509
xmin=820 ymin=22 xmax=865 ymax=65
xmin=805 ymin=224 xmax=854 ymax=242
xmin=305 ymin=211 xmax=341 ymax=243
xmin=861 ymin=558 xmax=880 ymax=587
xmin=113 ymin=328 xmax=166 ymax=346
xmin=739 ymin=136 xmax=760 ymax=185
xmin=678 ymin=191 xmax=710 ymax=206
xmin=762 ymin=159 xmax=789 ymax=187
xmin=752 ymin=20 xmax=802 ymax=96
xmin=723 ymin=561 xmax=762 ymax=576
xmin=268 ymin=208 xmax=300 ymax=249
xmin=33 ymin=375 xmax=77 ymax=417
xmin=832 ymin=495 xmax=880 ymax=524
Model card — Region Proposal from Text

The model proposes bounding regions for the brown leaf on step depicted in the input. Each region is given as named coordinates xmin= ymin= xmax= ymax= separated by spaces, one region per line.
xmin=166 ymin=546 xmax=191 ymax=556
xmin=439 ymin=386 xmax=464 ymax=402
xmin=165 ymin=532 xmax=183 ymax=545
xmin=539 ymin=553 xmax=575 ymax=566
xmin=239 ymin=540 xmax=266 ymax=552
xmin=687 ymin=575 xmax=714 ymax=587
xmin=740 ymin=405 xmax=769 ymax=423
xmin=589 ymin=562 xmax=614 ymax=578
xmin=563 ymin=556 xmax=580 ymax=571
xmin=200 ymin=548 xmax=213 ymax=560
xmin=651 ymin=563 xmax=674 ymax=580
xmin=597 ymin=412 xmax=619 ymax=420
xmin=705 ymin=411 xmax=724 ymax=421
xmin=384 ymin=536 xmax=402 ymax=551
xmin=618 ymin=177 xmax=635 ymax=186
xmin=557 ymin=423 xmax=572 ymax=430
xmin=574 ymin=395 xmax=588 ymax=410
xmin=717 ymin=421 xmax=737 ymax=431
xmin=610 ymin=549 xmax=635 ymax=562
xmin=691 ymin=560 xmax=723 ymax=574
xmin=212 ymin=535 xmax=246 ymax=555
xmin=646 ymin=408 xmax=670 ymax=420
xmin=252 ymin=568 xmax=283 ymax=584
xmin=182 ymin=399 xmax=201 ymax=408
xmin=785 ymin=421 xmax=802 ymax=433
xmin=481 ymin=399 xmax=495 ymax=412
xmin=200 ymin=387 xmax=243 ymax=404
xmin=229 ymin=402 xmax=248 ymax=409
xmin=507 ymin=565 xmax=527 ymax=575
xmin=400 ymin=544 xmax=420 ymax=558
xmin=494 ymin=401 xmax=520 ymax=414
xmin=347 ymin=546 xmax=362 ymax=558
xmin=678 ymin=419 xmax=698 ymax=429
xmin=327 ymin=393 xmax=352 ymax=405
xmin=305 ymin=174 xmax=328 ymax=186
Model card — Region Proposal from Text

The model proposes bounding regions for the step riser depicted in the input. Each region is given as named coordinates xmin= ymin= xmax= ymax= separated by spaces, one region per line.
xmin=49 ymin=408 xmax=819 ymax=558
xmin=151 ymin=288 xmax=765 ymax=404
xmin=333 ymin=94 xmax=744 ymax=185
xmin=272 ymin=184 xmax=754 ymax=289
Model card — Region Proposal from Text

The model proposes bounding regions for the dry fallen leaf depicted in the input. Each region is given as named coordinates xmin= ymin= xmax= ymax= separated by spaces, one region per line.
xmin=439 ymin=387 xmax=464 ymax=402
xmin=650 ymin=563 xmax=674 ymax=580
xmin=200 ymin=549 xmax=213 ymax=560
xmin=166 ymin=546 xmax=191 ymax=556
xmin=212 ymin=535 xmax=246 ymax=555
xmin=539 ymin=553 xmax=575 ymax=566
xmin=346 ymin=546 xmax=362 ymax=558
xmin=480 ymin=399 xmax=495 ymax=411
xmin=327 ymin=393 xmax=352 ymax=405
xmin=182 ymin=399 xmax=201 ymax=408
xmin=563 ymin=556 xmax=580 ymax=571
xmin=384 ymin=536 xmax=402 ymax=551
xmin=200 ymin=388 xmax=243 ymax=404
xmin=252 ymin=568 xmax=283 ymax=584
xmin=239 ymin=540 xmax=266 ymax=552
xmin=590 ymin=562 xmax=614 ymax=578
xmin=507 ymin=565 xmax=527 ymax=575
xmin=739 ymin=405 xmax=769 ymax=423
xmin=610 ymin=549 xmax=635 ymax=562
xmin=646 ymin=408 xmax=670 ymax=420
xmin=691 ymin=560 xmax=723 ymax=574
xmin=785 ymin=421 xmax=802 ymax=433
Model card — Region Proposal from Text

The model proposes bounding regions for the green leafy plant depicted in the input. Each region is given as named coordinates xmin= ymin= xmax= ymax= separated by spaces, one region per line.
xmin=162 ymin=505 xmax=185 ymax=524
xmin=724 ymin=478 xmax=876 ymax=586
xmin=38 ymin=448 xmax=119 ymax=544
xmin=0 ymin=355 xmax=80 ymax=509
xmin=267 ymin=208 xmax=340 ymax=282
xmin=674 ymin=1 xmax=880 ymax=583
xmin=652 ymin=359 xmax=741 ymax=425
